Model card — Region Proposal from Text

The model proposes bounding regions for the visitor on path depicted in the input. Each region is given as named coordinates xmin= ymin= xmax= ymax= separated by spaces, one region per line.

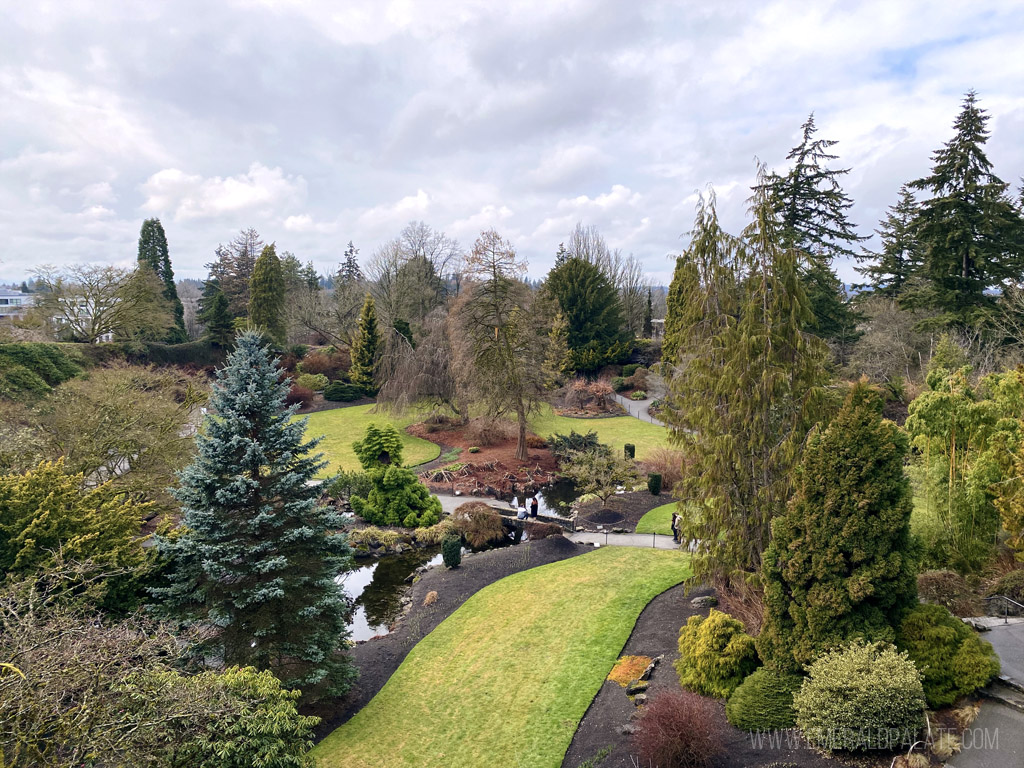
xmin=516 ymin=504 xmax=527 ymax=520
xmin=530 ymin=497 xmax=539 ymax=517
xmin=670 ymin=512 xmax=680 ymax=543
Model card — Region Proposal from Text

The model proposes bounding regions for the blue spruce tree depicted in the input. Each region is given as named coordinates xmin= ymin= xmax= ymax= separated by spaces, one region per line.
xmin=153 ymin=330 xmax=354 ymax=697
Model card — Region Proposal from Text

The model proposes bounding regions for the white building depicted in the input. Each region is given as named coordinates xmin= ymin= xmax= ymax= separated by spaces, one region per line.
xmin=0 ymin=288 xmax=34 ymax=320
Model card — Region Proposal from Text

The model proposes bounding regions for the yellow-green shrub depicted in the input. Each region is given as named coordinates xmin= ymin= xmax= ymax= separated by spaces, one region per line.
xmin=674 ymin=609 xmax=759 ymax=698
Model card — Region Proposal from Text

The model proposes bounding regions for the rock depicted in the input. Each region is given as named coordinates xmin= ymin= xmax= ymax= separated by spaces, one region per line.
xmin=629 ymin=709 xmax=643 ymax=721
xmin=626 ymin=679 xmax=649 ymax=695
xmin=640 ymin=659 xmax=658 ymax=681
xmin=394 ymin=544 xmax=404 ymax=554
xmin=612 ymin=527 xmax=627 ymax=534
xmin=633 ymin=693 xmax=648 ymax=707
xmin=617 ymin=724 xmax=636 ymax=736
xmin=404 ymin=573 xmax=415 ymax=583
xmin=690 ymin=595 xmax=718 ymax=608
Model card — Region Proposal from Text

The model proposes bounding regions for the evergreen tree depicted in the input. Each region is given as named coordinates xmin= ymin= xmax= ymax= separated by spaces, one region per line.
xmin=758 ymin=382 xmax=919 ymax=673
xmin=542 ymin=310 xmax=572 ymax=389
xmin=906 ymin=92 xmax=1024 ymax=326
xmin=643 ymin=288 xmax=654 ymax=338
xmin=207 ymin=228 xmax=263 ymax=317
xmin=764 ymin=115 xmax=864 ymax=355
xmin=350 ymin=294 xmax=380 ymax=394
xmin=857 ymin=185 xmax=922 ymax=297
xmin=18 ymin=281 xmax=29 ymax=294
xmin=201 ymin=289 xmax=234 ymax=347
xmin=661 ymin=256 xmax=692 ymax=366
xmin=554 ymin=242 xmax=568 ymax=268
xmin=666 ymin=176 xmax=830 ymax=583
xmin=338 ymin=241 xmax=363 ymax=284
xmin=249 ymin=244 xmax=286 ymax=346
xmin=544 ymin=257 xmax=630 ymax=373
xmin=153 ymin=331 xmax=354 ymax=697
xmin=137 ymin=218 xmax=187 ymax=343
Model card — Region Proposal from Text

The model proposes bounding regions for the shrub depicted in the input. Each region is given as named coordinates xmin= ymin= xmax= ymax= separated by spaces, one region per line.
xmin=289 ymin=344 xmax=309 ymax=360
xmin=896 ymin=604 xmax=1000 ymax=708
xmin=323 ymin=381 xmax=363 ymax=402
xmin=525 ymin=521 xmax=563 ymax=540
xmin=988 ymin=568 xmax=1024 ymax=603
xmin=452 ymin=502 xmax=507 ymax=548
xmin=468 ymin=446 xmax=480 ymax=453
xmin=0 ymin=343 xmax=81 ymax=399
xmin=525 ymin=434 xmax=547 ymax=449
xmin=285 ymin=384 xmax=315 ymax=408
xmin=347 ymin=527 xmax=402 ymax=550
xmin=624 ymin=443 xmax=635 ymax=459
xmin=608 ymin=655 xmax=652 ymax=687
xmin=917 ymin=570 xmax=983 ymax=617
xmin=441 ymin=535 xmax=462 ymax=568
xmin=675 ymin=609 xmax=759 ymax=698
xmin=547 ymin=430 xmax=602 ymax=459
xmin=610 ymin=376 xmax=629 ymax=392
xmin=465 ymin=417 xmax=514 ymax=446
xmin=295 ymin=372 xmax=328 ymax=392
xmin=630 ymin=390 xmax=647 ymax=400
xmin=625 ymin=368 xmax=649 ymax=391
xmin=414 ymin=519 xmax=457 ymax=545
xmin=647 ymin=473 xmax=662 ymax=496
xmin=631 ymin=690 xmax=725 ymax=768
xmin=324 ymin=470 xmax=373 ymax=500
xmin=793 ymin=641 xmax=926 ymax=751
xmin=297 ymin=350 xmax=349 ymax=378
xmin=725 ymin=667 xmax=802 ymax=731
xmin=622 ymin=363 xmax=641 ymax=378
xmin=642 ymin=447 xmax=685 ymax=492
xmin=349 ymin=465 xmax=442 ymax=528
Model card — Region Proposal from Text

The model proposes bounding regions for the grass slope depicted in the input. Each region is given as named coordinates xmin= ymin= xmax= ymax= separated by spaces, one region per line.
xmin=529 ymin=403 xmax=670 ymax=461
xmin=313 ymin=547 xmax=690 ymax=768
xmin=300 ymin=404 xmax=440 ymax=474
xmin=635 ymin=502 xmax=677 ymax=535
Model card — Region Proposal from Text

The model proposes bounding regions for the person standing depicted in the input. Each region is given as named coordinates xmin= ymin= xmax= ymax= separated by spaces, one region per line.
xmin=530 ymin=497 xmax=539 ymax=517
xmin=670 ymin=512 xmax=680 ymax=543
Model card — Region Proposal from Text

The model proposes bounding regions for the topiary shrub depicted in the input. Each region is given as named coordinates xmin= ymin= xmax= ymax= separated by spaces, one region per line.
xmin=725 ymin=667 xmax=802 ymax=731
xmin=794 ymin=641 xmax=926 ymax=751
xmin=441 ymin=534 xmax=462 ymax=568
xmin=647 ymin=473 xmax=662 ymax=496
xmin=295 ymin=372 xmax=328 ymax=392
xmin=323 ymin=381 xmax=363 ymax=402
xmin=917 ymin=570 xmax=983 ymax=617
xmin=896 ymin=604 xmax=1000 ymax=708
xmin=630 ymin=390 xmax=647 ymax=400
xmin=349 ymin=425 xmax=442 ymax=527
xmin=610 ymin=376 xmax=629 ymax=393
xmin=624 ymin=443 xmax=635 ymax=460
xmin=675 ymin=609 xmax=759 ymax=699
xmin=631 ymin=690 xmax=725 ymax=768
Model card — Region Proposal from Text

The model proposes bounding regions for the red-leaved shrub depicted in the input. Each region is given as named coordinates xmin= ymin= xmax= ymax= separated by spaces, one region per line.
xmin=525 ymin=521 xmax=563 ymax=540
xmin=632 ymin=690 xmax=725 ymax=768
xmin=285 ymin=384 xmax=315 ymax=408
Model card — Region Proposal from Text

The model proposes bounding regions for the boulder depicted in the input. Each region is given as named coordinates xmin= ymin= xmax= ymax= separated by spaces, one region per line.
xmin=633 ymin=693 xmax=648 ymax=707
xmin=690 ymin=595 xmax=718 ymax=609
xmin=625 ymin=679 xmax=649 ymax=695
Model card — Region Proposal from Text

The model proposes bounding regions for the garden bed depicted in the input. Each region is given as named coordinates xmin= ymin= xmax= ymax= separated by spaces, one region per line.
xmin=575 ymin=491 xmax=668 ymax=531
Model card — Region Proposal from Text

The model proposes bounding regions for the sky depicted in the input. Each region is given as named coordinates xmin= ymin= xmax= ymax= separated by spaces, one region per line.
xmin=2 ymin=0 xmax=1024 ymax=286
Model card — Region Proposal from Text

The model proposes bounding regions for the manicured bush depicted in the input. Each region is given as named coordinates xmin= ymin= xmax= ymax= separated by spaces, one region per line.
xmin=295 ymin=372 xmax=328 ymax=392
xmin=896 ymin=604 xmax=1000 ymax=708
xmin=917 ymin=570 xmax=983 ymax=617
xmin=631 ymin=690 xmax=725 ymax=768
xmin=624 ymin=443 xmax=635 ymax=459
xmin=725 ymin=667 xmax=802 ymax=731
xmin=323 ymin=381 xmax=363 ymax=402
xmin=625 ymin=368 xmax=649 ymax=391
xmin=285 ymin=384 xmax=315 ymax=408
xmin=793 ymin=641 xmax=926 ymax=751
xmin=630 ymin=390 xmax=647 ymax=400
xmin=452 ymin=502 xmax=507 ymax=549
xmin=675 ymin=609 xmax=759 ymax=699
xmin=647 ymin=473 xmax=662 ymax=496
xmin=622 ymin=363 xmax=641 ymax=378
xmin=349 ymin=425 xmax=442 ymax=527
xmin=610 ymin=376 xmax=629 ymax=392
xmin=441 ymin=535 xmax=462 ymax=568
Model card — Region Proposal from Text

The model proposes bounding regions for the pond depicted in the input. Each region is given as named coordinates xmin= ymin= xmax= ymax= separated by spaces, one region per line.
xmin=510 ymin=478 xmax=578 ymax=518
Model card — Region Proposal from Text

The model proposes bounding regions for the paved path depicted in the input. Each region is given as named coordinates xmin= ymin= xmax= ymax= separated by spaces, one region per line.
xmin=433 ymin=493 xmax=510 ymax=516
xmin=612 ymin=393 xmax=664 ymax=427
xmin=985 ymin=620 xmax=1024 ymax=688
xmin=948 ymin=701 xmax=1023 ymax=768
xmin=567 ymin=530 xmax=680 ymax=550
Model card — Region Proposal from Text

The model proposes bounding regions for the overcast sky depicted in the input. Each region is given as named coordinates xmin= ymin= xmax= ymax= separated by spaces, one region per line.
xmin=2 ymin=0 xmax=1024 ymax=286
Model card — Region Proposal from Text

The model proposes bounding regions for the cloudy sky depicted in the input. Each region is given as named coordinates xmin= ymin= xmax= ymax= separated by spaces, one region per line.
xmin=2 ymin=0 xmax=1024 ymax=286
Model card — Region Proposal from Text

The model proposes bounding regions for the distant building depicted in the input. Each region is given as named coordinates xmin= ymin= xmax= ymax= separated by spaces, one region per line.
xmin=0 ymin=287 xmax=34 ymax=320
xmin=650 ymin=318 xmax=665 ymax=339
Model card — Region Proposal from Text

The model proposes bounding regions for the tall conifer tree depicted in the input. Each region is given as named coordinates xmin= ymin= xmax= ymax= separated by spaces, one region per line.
xmin=350 ymin=294 xmax=380 ymax=394
xmin=138 ymin=218 xmax=187 ymax=342
xmin=906 ymin=91 xmax=1024 ymax=326
xmin=758 ymin=382 xmax=918 ymax=672
xmin=249 ymin=244 xmax=286 ymax=345
xmin=153 ymin=331 xmax=355 ymax=697
xmin=857 ymin=185 xmax=922 ymax=297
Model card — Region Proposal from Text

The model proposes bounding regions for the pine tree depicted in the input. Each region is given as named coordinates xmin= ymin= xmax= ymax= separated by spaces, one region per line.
xmin=643 ymin=288 xmax=654 ymax=338
xmin=152 ymin=331 xmax=355 ymax=697
xmin=764 ymin=115 xmax=864 ymax=355
xmin=554 ymin=242 xmax=568 ymax=268
xmin=542 ymin=311 xmax=572 ymax=389
xmin=338 ymin=241 xmax=363 ymax=284
xmin=207 ymin=228 xmax=263 ymax=317
xmin=249 ymin=244 xmax=286 ymax=346
xmin=857 ymin=185 xmax=922 ymax=297
xmin=666 ymin=176 xmax=830 ymax=583
xmin=201 ymin=289 xmax=234 ymax=347
xmin=350 ymin=294 xmax=380 ymax=394
xmin=906 ymin=92 xmax=1024 ymax=326
xmin=137 ymin=218 xmax=187 ymax=343
xmin=758 ymin=381 xmax=919 ymax=673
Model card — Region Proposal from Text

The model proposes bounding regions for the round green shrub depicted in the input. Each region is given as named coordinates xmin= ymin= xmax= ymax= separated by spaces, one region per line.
xmin=793 ymin=641 xmax=926 ymax=751
xmin=468 ymin=446 xmax=480 ymax=454
xmin=675 ymin=609 xmax=759 ymax=699
xmin=295 ymin=372 xmax=328 ymax=392
xmin=647 ymin=473 xmax=662 ymax=496
xmin=630 ymin=390 xmax=647 ymax=400
xmin=622 ymin=363 xmax=641 ymax=378
xmin=896 ymin=604 xmax=1000 ymax=708
xmin=441 ymin=535 xmax=462 ymax=569
xmin=610 ymin=376 xmax=629 ymax=393
xmin=725 ymin=667 xmax=802 ymax=731
xmin=323 ymin=381 xmax=363 ymax=402
xmin=624 ymin=443 xmax=635 ymax=460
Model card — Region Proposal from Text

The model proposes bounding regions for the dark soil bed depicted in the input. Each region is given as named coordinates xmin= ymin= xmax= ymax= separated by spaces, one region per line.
xmin=310 ymin=535 xmax=586 ymax=740
xmin=562 ymin=583 xmax=843 ymax=768
xmin=576 ymin=491 xmax=667 ymax=531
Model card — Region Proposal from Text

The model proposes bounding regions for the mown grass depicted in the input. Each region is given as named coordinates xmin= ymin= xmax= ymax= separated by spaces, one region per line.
xmin=299 ymin=404 xmax=440 ymax=474
xmin=529 ymin=403 xmax=670 ymax=461
xmin=312 ymin=547 xmax=691 ymax=768
xmin=635 ymin=502 xmax=677 ymax=535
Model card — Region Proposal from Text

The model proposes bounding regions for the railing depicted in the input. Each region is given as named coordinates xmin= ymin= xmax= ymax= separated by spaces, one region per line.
xmin=985 ymin=594 xmax=1024 ymax=624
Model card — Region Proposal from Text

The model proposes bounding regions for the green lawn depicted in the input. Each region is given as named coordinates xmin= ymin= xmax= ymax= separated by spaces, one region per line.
xmin=299 ymin=405 xmax=440 ymax=474
xmin=313 ymin=547 xmax=690 ymax=768
xmin=635 ymin=502 xmax=677 ymax=535
xmin=529 ymin=403 xmax=670 ymax=461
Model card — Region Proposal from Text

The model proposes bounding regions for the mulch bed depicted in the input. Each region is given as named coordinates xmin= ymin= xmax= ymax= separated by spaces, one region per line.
xmin=294 ymin=394 xmax=376 ymax=414
xmin=309 ymin=535 xmax=586 ymax=740
xmin=562 ymin=585 xmax=843 ymax=768
xmin=575 ymin=491 xmax=667 ymax=531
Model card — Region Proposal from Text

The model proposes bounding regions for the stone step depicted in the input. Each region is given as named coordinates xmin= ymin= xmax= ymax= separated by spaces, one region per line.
xmin=980 ymin=679 xmax=1024 ymax=714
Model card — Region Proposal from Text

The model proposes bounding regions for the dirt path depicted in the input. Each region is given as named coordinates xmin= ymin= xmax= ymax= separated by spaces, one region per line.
xmin=310 ymin=535 xmax=586 ymax=740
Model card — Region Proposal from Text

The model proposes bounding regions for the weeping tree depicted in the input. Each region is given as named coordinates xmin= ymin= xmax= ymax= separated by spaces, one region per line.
xmin=665 ymin=173 xmax=830 ymax=584
xmin=455 ymin=229 xmax=544 ymax=461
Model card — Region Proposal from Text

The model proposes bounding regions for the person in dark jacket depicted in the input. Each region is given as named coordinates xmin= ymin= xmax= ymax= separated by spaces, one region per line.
xmin=530 ymin=497 xmax=539 ymax=517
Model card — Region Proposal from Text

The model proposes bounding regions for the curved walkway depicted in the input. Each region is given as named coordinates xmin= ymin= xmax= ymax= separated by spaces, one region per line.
xmin=612 ymin=393 xmax=664 ymax=426
xmin=568 ymin=530 xmax=680 ymax=550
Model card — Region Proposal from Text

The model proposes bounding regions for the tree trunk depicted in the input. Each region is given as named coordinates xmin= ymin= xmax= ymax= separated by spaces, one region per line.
xmin=515 ymin=403 xmax=528 ymax=461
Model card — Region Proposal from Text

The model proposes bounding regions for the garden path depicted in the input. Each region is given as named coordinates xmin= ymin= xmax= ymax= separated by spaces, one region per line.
xmin=567 ymin=530 xmax=680 ymax=550
xmin=947 ymin=702 xmax=1023 ymax=768
xmin=983 ymin=620 xmax=1024 ymax=688
xmin=612 ymin=392 xmax=664 ymax=426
